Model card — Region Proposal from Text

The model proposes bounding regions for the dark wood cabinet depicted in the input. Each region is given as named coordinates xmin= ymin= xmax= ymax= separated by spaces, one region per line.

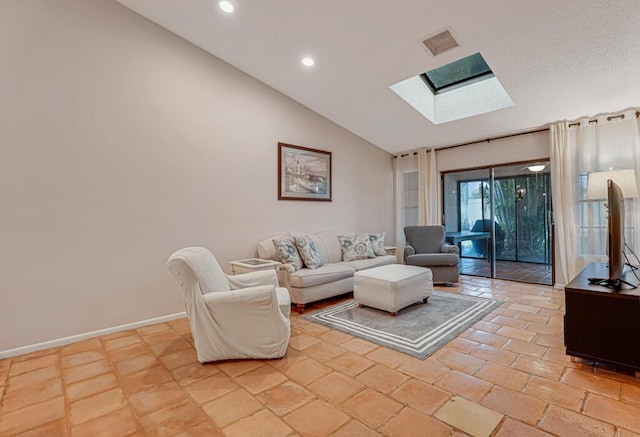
xmin=564 ymin=263 xmax=640 ymax=372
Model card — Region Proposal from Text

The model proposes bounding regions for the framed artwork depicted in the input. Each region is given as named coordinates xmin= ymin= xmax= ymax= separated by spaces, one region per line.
xmin=278 ymin=142 xmax=332 ymax=201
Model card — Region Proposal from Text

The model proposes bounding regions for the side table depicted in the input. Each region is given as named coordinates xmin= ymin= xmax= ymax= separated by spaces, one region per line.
xmin=229 ymin=258 xmax=281 ymax=275
xmin=384 ymin=246 xmax=397 ymax=256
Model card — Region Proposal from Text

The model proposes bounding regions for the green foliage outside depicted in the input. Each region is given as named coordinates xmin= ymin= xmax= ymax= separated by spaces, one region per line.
xmin=461 ymin=174 xmax=551 ymax=264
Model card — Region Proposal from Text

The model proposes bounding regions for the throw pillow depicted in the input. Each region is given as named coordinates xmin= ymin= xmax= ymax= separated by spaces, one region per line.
xmin=272 ymin=234 xmax=303 ymax=271
xmin=294 ymin=235 xmax=324 ymax=269
xmin=338 ymin=233 xmax=376 ymax=261
xmin=368 ymin=232 xmax=387 ymax=256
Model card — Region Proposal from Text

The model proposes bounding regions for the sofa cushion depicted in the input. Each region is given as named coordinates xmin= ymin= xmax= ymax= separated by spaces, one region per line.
xmin=289 ymin=264 xmax=356 ymax=288
xmin=258 ymin=232 xmax=305 ymax=261
xmin=368 ymin=232 xmax=387 ymax=256
xmin=273 ymin=234 xmax=303 ymax=271
xmin=338 ymin=234 xmax=375 ymax=261
xmin=338 ymin=255 xmax=397 ymax=271
xmin=311 ymin=230 xmax=344 ymax=263
xmin=294 ymin=235 xmax=324 ymax=269
xmin=407 ymin=253 xmax=459 ymax=267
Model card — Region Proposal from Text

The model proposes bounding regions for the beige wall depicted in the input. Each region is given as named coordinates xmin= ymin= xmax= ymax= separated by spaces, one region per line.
xmin=437 ymin=130 xmax=550 ymax=173
xmin=0 ymin=0 xmax=393 ymax=352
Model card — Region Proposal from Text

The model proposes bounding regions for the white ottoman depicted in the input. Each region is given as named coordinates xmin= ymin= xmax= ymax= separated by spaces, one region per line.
xmin=354 ymin=264 xmax=433 ymax=316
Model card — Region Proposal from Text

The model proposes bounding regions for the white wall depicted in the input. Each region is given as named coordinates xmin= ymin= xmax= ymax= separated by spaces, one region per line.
xmin=0 ymin=0 xmax=393 ymax=352
xmin=437 ymin=130 xmax=549 ymax=172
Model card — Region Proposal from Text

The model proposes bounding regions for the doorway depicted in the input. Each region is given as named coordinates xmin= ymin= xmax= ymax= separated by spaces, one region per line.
xmin=443 ymin=161 xmax=552 ymax=285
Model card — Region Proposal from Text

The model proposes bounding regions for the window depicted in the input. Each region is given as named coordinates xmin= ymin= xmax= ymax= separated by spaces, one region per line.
xmin=421 ymin=52 xmax=493 ymax=94
xmin=577 ymin=174 xmax=635 ymax=257
xmin=404 ymin=171 xmax=418 ymax=227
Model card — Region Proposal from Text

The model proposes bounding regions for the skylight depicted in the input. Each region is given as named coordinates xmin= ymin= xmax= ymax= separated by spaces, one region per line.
xmin=421 ymin=52 xmax=493 ymax=94
xmin=390 ymin=52 xmax=513 ymax=124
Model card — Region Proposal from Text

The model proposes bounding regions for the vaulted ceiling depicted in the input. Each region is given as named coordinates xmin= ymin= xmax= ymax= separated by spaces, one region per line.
xmin=115 ymin=0 xmax=640 ymax=154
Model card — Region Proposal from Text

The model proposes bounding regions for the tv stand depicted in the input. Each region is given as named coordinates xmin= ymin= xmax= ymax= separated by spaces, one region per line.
xmin=564 ymin=263 xmax=640 ymax=373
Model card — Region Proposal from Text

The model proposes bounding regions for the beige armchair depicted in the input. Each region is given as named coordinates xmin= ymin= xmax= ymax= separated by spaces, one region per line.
xmin=167 ymin=247 xmax=291 ymax=363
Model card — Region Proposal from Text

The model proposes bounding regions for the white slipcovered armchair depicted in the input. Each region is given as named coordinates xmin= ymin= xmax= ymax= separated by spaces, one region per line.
xmin=167 ymin=247 xmax=291 ymax=363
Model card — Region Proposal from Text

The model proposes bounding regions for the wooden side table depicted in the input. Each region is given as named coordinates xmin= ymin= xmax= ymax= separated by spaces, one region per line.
xmin=229 ymin=258 xmax=281 ymax=275
xmin=384 ymin=246 xmax=397 ymax=256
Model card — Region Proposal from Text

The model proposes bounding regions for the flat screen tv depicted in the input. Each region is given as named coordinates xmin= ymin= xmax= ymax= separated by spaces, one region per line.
xmin=588 ymin=179 xmax=632 ymax=290
xmin=607 ymin=179 xmax=625 ymax=287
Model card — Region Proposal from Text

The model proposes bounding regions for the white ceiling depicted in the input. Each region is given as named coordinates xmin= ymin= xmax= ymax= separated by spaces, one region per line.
xmin=115 ymin=0 xmax=640 ymax=154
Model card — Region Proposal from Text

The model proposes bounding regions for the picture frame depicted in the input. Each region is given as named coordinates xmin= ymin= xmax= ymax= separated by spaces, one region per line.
xmin=278 ymin=142 xmax=332 ymax=201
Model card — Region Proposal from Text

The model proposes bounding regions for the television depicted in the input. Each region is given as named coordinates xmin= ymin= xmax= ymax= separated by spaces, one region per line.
xmin=588 ymin=179 xmax=633 ymax=290
xmin=607 ymin=179 xmax=626 ymax=288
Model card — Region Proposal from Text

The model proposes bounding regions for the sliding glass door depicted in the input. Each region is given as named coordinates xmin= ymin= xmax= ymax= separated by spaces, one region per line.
xmin=443 ymin=162 xmax=552 ymax=284
xmin=493 ymin=164 xmax=552 ymax=283
xmin=443 ymin=168 xmax=492 ymax=277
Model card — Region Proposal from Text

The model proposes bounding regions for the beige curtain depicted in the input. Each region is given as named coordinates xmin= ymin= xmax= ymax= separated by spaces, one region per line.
xmin=418 ymin=148 xmax=440 ymax=225
xmin=550 ymin=109 xmax=640 ymax=287
xmin=550 ymin=121 xmax=579 ymax=287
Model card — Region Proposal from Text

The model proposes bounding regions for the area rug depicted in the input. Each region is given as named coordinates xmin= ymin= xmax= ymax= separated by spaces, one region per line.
xmin=303 ymin=291 xmax=501 ymax=359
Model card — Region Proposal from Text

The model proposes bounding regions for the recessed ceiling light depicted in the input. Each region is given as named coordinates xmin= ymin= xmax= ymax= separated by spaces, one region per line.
xmin=302 ymin=57 xmax=315 ymax=67
xmin=219 ymin=1 xmax=234 ymax=13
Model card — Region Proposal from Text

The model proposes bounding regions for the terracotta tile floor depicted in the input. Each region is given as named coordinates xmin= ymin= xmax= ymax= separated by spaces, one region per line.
xmin=1 ymin=277 xmax=639 ymax=436
xmin=460 ymin=258 xmax=552 ymax=285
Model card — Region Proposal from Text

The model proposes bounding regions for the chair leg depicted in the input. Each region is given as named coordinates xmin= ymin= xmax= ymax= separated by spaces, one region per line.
xmin=296 ymin=304 xmax=305 ymax=314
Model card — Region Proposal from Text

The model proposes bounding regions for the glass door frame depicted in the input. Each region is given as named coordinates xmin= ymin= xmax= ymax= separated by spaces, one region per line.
xmin=442 ymin=159 xmax=554 ymax=285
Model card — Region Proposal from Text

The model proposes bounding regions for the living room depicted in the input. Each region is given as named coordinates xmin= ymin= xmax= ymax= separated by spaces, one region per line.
xmin=1 ymin=0 xmax=639 ymax=436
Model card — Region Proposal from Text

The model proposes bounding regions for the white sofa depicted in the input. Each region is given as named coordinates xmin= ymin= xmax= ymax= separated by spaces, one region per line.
xmin=257 ymin=230 xmax=397 ymax=313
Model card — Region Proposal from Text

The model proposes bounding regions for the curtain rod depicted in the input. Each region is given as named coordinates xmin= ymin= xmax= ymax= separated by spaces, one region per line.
xmin=395 ymin=110 xmax=640 ymax=158
xmin=567 ymin=110 xmax=640 ymax=128
xmin=394 ymin=127 xmax=548 ymax=158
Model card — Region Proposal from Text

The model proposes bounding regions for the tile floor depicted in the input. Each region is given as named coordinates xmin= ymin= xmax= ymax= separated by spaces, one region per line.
xmin=459 ymin=258 xmax=553 ymax=285
xmin=1 ymin=276 xmax=639 ymax=436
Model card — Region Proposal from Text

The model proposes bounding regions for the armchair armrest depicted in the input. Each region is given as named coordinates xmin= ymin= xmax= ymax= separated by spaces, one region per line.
xmin=404 ymin=245 xmax=415 ymax=263
xmin=226 ymin=270 xmax=279 ymax=290
xmin=404 ymin=245 xmax=415 ymax=257
xmin=202 ymin=285 xmax=289 ymax=331
xmin=440 ymin=244 xmax=459 ymax=254
xmin=203 ymin=285 xmax=274 ymax=305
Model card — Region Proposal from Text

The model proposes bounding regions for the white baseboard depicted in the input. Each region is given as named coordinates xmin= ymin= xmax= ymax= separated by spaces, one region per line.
xmin=0 ymin=312 xmax=187 ymax=359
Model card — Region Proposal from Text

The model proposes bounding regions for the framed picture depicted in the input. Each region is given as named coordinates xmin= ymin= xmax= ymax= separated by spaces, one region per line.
xmin=278 ymin=142 xmax=332 ymax=201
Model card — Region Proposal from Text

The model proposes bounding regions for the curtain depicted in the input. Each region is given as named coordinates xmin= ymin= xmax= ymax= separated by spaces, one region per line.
xmin=550 ymin=122 xmax=578 ymax=287
xmin=551 ymin=109 xmax=640 ymax=287
xmin=418 ymin=148 xmax=440 ymax=225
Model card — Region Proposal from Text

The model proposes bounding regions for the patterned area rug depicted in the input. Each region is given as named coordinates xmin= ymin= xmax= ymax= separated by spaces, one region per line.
xmin=303 ymin=291 xmax=501 ymax=359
